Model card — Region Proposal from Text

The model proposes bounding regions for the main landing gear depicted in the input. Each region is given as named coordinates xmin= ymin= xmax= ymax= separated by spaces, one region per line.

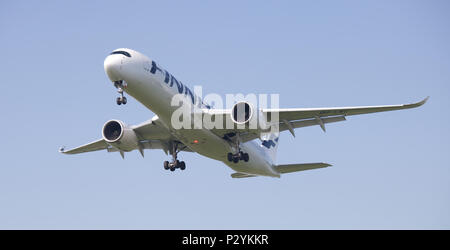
xmin=227 ymin=151 xmax=249 ymax=163
xmin=226 ymin=134 xmax=249 ymax=164
xmin=163 ymin=160 xmax=186 ymax=172
xmin=164 ymin=142 xmax=186 ymax=172
xmin=114 ymin=80 xmax=127 ymax=105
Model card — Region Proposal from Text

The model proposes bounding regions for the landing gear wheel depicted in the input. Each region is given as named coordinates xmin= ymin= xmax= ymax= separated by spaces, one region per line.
xmin=229 ymin=151 xmax=248 ymax=163
xmin=227 ymin=153 xmax=233 ymax=162
xmin=114 ymin=81 xmax=127 ymax=105
xmin=163 ymin=161 xmax=169 ymax=170
xmin=243 ymin=153 xmax=249 ymax=162
xmin=167 ymin=142 xmax=188 ymax=172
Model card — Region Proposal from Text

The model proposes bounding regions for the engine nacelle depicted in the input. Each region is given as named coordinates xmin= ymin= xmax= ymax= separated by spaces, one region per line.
xmin=102 ymin=120 xmax=139 ymax=152
xmin=230 ymin=101 xmax=254 ymax=125
xmin=230 ymin=101 xmax=274 ymax=132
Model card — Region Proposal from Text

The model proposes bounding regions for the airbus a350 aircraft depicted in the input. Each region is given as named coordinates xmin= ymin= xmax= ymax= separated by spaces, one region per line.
xmin=60 ymin=48 xmax=427 ymax=178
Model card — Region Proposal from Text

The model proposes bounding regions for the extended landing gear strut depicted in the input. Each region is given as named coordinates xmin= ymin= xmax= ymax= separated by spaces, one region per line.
xmin=226 ymin=135 xmax=249 ymax=164
xmin=114 ymin=80 xmax=127 ymax=105
xmin=163 ymin=142 xmax=186 ymax=172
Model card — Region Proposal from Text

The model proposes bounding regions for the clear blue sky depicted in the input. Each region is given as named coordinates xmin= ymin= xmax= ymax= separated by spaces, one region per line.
xmin=0 ymin=0 xmax=449 ymax=229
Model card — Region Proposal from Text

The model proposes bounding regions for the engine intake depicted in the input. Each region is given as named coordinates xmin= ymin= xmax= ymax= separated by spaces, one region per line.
xmin=102 ymin=120 xmax=139 ymax=151
xmin=231 ymin=101 xmax=253 ymax=125
xmin=103 ymin=120 xmax=123 ymax=141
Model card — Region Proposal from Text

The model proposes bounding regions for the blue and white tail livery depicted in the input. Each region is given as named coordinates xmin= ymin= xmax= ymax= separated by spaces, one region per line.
xmin=60 ymin=48 xmax=428 ymax=178
xmin=260 ymin=132 xmax=280 ymax=165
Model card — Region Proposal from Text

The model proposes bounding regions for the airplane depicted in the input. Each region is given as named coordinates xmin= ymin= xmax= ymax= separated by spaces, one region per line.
xmin=60 ymin=48 xmax=428 ymax=178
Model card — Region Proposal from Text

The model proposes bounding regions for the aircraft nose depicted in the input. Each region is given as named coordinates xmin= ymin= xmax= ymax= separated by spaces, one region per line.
xmin=104 ymin=55 xmax=122 ymax=81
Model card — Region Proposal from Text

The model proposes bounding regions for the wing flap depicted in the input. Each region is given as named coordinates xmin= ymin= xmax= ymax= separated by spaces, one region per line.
xmin=283 ymin=116 xmax=346 ymax=130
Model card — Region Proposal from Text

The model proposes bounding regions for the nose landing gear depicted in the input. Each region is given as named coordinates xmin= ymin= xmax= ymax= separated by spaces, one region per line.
xmin=116 ymin=96 xmax=127 ymax=105
xmin=114 ymin=80 xmax=127 ymax=105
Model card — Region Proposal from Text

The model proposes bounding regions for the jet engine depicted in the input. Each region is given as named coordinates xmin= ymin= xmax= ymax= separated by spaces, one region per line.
xmin=230 ymin=101 xmax=274 ymax=132
xmin=230 ymin=101 xmax=254 ymax=125
xmin=102 ymin=120 xmax=139 ymax=151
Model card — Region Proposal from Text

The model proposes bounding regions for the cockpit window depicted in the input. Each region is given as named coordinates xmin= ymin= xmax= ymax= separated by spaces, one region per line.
xmin=110 ymin=51 xmax=131 ymax=57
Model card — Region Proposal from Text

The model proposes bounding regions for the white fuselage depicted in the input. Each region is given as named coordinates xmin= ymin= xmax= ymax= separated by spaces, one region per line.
xmin=104 ymin=48 xmax=279 ymax=177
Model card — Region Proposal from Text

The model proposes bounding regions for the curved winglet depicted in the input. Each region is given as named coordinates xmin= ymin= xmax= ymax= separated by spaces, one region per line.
xmin=409 ymin=96 xmax=429 ymax=108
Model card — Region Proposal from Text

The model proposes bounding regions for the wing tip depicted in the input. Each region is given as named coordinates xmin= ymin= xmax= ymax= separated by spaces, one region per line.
xmin=414 ymin=96 xmax=429 ymax=107
xmin=403 ymin=96 xmax=429 ymax=109
xmin=319 ymin=162 xmax=332 ymax=168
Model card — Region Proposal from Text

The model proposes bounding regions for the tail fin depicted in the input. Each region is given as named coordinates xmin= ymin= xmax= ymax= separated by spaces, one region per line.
xmin=260 ymin=132 xmax=280 ymax=164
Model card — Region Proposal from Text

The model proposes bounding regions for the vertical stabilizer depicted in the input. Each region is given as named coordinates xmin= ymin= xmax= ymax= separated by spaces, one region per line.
xmin=260 ymin=132 xmax=280 ymax=165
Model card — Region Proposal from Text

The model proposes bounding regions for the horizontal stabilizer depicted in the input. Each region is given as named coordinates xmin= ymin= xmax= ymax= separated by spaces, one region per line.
xmin=274 ymin=162 xmax=331 ymax=174
xmin=231 ymin=173 xmax=257 ymax=178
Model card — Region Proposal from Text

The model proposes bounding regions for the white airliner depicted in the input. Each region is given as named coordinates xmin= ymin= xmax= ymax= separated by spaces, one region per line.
xmin=60 ymin=48 xmax=428 ymax=178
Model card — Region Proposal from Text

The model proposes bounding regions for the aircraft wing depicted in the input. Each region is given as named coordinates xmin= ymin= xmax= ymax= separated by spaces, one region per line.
xmin=209 ymin=97 xmax=428 ymax=141
xmin=264 ymin=96 xmax=428 ymax=122
xmin=131 ymin=118 xmax=172 ymax=141
xmin=60 ymin=116 xmax=192 ymax=155
xmin=60 ymin=139 xmax=108 ymax=154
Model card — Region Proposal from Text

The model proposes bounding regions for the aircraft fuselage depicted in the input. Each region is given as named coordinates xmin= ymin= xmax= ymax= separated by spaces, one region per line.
xmin=103 ymin=48 xmax=280 ymax=177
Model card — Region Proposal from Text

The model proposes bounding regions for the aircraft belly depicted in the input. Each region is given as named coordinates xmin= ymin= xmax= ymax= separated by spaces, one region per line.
xmin=173 ymin=128 xmax=230 ymax=161
xmin=176 ymin=130 xmax=279 ymax=177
